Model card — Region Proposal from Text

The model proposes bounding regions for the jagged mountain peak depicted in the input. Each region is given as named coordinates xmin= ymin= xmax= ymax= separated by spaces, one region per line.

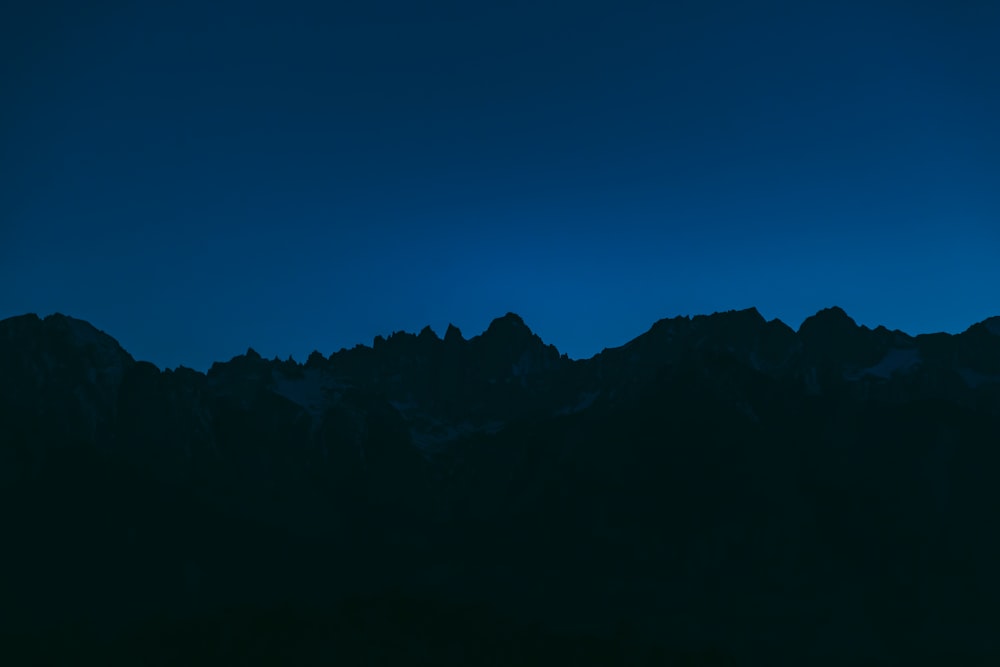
xmin=465 ymin=313 xmax=562 ymax=381
xmin=484 ymin=312 xmax=530 ymax=334
xmin=0 ymin=312 xmax=130 ymax=366
xmin=206 ymin=346 xmax=274 ymax=382
xmin=798 ymin=306 xmax=858 ymax=333
xmin=978 ymin=316 xmax=1000 ymax=336
xmin=0 ymin=313 xmax=43 ymax=344
xmin=477 ymin=312 xmax=546 ymax=350
xmin=40 ymin=312 xmax=130 ymax=354
xmin=444 ymin=323 xmax=464 ymax=343
xmin=306 ymin=350 xmax=327 ymax=368
xmin=706 ymin=306 xmax=766 ymax=322
xmin=33 ymin=313 xmax=137 ymax=383
xmin=796 ymin=307 xmax=893 ymax=370
xmin=645 ymin=308 xmax=767 ymax=338
xmin=0 ymin=313 xmax=135 ymax=438
xmin=697 ymin=307 xmax=769 ymax=334
xmin=797 ymin=306 xmax=864 ymax=345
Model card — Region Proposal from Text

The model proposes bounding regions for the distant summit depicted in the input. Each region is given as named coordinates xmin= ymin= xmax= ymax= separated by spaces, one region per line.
xmin=973 ymin=315 xmax=1000 ymax=337
xmin=797 ymin=305 xmax=858 ymax=336
xmin=484 ymin=311 xmax=529 ymax=332
xmin=443 ymin=323 xmax=464 ymax=344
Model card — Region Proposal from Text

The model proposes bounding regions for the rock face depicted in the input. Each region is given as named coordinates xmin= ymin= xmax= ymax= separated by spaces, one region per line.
xmin=0 ymin=313 xmax=135 ymax=454
xmin=2 ymin=308 xmax=1000 ymax=666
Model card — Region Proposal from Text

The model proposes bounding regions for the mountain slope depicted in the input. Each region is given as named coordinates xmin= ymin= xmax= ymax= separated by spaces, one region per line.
xmin=2 ymin=308 xmax=1000 ymax=665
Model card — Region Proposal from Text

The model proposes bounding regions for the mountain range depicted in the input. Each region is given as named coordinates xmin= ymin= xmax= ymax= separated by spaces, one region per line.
xmin=2 ymin=307 xmax=1000 ymax=665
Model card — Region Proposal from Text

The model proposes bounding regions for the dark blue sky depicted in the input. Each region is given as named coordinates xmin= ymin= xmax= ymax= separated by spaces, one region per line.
xmin=3 ymin=1 xmax=998 ymax=371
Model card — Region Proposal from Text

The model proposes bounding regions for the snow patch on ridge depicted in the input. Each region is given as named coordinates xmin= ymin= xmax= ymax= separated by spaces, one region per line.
xmin=270 ymin=369 xmax=345 ymax=416
xmin=862 ymin=347 xmax=922 ymax=380
xmin=555 ymin=391 xmax=601 ymax=416
xmin=958 ymin=369 xmax=1000 ymax=388
xmin=512 ymin=350 xmax=534 ymax=377
xmin=409 ymin=419 xmax=507 ymax=455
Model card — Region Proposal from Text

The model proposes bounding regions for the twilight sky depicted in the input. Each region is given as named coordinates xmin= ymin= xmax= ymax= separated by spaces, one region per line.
xmin=2 ymin=0 xmax=998 ymax=371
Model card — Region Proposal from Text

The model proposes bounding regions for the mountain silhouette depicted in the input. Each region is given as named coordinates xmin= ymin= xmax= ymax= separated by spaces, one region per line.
xmin=2 ymin=308 xmax=1000 ymax=666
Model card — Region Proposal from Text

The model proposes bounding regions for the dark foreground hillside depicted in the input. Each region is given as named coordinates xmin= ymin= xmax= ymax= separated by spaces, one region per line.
xmin=2 ymin=308 xmax=1000 ymax=665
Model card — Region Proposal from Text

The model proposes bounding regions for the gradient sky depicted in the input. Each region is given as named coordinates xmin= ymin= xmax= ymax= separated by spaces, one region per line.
xmin=3 ymin=1 xmax=998 ymax=371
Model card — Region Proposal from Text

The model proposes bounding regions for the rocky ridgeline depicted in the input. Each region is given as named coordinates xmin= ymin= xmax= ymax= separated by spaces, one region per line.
xmin=5 ymin=307 xmax=998 ymax=462
xmin=2 ymin=308 xmax=1000 ymax=665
